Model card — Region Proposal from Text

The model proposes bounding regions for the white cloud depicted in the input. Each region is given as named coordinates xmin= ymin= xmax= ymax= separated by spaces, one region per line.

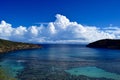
xmin=0 ymin=14 xmax=119 ymax=44
xmin=0 ymin=20 xmax=13 ymax=39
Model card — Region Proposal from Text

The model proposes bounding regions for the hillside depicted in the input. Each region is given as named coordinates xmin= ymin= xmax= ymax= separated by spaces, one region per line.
xmin=0 ymin=39 xmax=41 ymax=53
xmin=87 ymin=39 xmax=120 ymax=49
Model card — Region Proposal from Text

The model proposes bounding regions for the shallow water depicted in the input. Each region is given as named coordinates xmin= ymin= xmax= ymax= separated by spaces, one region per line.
xmin=0 ymin=44 xmax=120 ymax=80
xmin=65 ymin=66 xmax=120 ymax=80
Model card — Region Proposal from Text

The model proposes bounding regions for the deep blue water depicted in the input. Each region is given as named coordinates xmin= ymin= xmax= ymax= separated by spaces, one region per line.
xmin=1 ymin=44 xmax=120 ymax=80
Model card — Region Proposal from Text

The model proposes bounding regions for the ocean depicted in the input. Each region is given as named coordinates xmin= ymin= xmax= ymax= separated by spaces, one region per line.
xmin=0 ymin=44 xmax=120 ymax=80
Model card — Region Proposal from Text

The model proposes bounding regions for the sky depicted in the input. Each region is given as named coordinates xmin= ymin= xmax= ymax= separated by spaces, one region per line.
xmin=0 ymin=0 xmax=120 ymax=43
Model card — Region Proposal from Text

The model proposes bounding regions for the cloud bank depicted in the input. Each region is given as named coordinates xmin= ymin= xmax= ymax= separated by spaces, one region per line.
xmin=0 ymin=14 xmax=119 ymax=44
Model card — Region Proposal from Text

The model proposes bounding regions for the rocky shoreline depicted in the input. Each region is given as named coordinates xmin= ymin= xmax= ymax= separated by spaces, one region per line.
xmin=0 ymin=39 xmax=42 ymax=54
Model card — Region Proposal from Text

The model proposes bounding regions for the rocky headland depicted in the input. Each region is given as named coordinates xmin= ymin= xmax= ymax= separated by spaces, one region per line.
xmin=0 ymin=39 xmax=41 ymax=53
xmin=87 ymin=39 xmax=120 ymax=49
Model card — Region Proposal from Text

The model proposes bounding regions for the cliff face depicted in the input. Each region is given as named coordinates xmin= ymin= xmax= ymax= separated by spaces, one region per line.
xmin=87 ymin=39 xmax=120 ymax=49
xmin=0 ymin=39 xmax=42 ymax=53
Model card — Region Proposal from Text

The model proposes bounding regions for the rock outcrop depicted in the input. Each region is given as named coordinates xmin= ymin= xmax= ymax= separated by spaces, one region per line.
xmin=87 ymin=39 xmax=120 ymax=49
xmin=0 ymin=39 xmax=41 ymax=53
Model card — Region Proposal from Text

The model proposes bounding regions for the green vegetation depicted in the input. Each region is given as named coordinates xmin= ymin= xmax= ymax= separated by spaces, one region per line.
xmin=0 ymin=39 xmax=41 ymax=53
xmin=0 ymin=67 xmax=17 ymax=80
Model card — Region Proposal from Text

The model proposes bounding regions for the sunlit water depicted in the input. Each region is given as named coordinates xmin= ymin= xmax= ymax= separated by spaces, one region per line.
xmin=0 ymin=44 xmax=120 ymax=80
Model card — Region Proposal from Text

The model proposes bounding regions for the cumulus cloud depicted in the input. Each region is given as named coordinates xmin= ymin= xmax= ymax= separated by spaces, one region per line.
xmin=0 ymin=14 xmax=119 ymax=44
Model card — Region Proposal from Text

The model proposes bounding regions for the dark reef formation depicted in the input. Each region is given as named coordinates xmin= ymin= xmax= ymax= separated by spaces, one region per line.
xmin=87 ymin=39 xmax=120 ymax=49
xmin=18 ymin=60 xmax=114 ymax=80
xmin=0 ymin=39 xmax=41 ymax=53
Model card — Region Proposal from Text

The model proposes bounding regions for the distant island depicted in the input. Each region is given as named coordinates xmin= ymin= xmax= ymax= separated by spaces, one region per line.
xmin=0 ymin=39 xmax=41 ymax=53
xmin=87 ymin=39 xmax=120 ymax=49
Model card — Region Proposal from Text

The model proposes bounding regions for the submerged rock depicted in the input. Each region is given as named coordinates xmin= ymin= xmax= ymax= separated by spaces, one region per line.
xmin=0 ymin=67 xmax=17 ymax=80
xmin=87 ymin=39 xmax=120 ymax=49
xmin=65 ymin=66 xmax=120 ymax=80
xmin=17 ymin=60 xmax=114 ymax=80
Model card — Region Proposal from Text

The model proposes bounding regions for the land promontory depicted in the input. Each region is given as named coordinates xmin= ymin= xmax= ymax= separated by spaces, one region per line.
xmin=87 ymin=39 xmax=120 ymax=49
xmin=0 ymin=39 xmax=41 ymax=53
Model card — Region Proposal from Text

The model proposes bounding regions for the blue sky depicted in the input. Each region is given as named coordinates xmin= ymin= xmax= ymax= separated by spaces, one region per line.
xmin=0 ymin=0 xmax=120 ymax=43
xmin=0 ymin=0 xmax=120 ymax=27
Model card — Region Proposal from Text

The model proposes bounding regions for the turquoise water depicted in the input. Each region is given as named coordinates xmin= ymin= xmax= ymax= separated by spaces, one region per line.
xmin=0 ymin=59 xmax=24 ymax=78
xmin=0 ymin=44 xmax=120 ymax=80
xmin=65 ymin=66 xmax=120 ymax=80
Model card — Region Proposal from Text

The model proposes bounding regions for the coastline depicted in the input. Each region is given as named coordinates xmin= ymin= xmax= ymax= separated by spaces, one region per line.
xmin=87 ymin=39 xmax=120 ymax=49
xmin=0 ymin=39 xmax=42 ymax=54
